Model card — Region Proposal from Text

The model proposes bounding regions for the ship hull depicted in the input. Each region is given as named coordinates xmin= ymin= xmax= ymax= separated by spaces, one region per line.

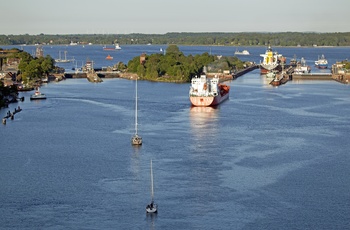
xmin=190 ymin=85 xmax=229 ymax=107
xmin=30 ymin=95 xmax=46 ymax=100
xmin=260 ymin=64 xmax=281 ymax=74
xmin=315 ymin=64 xmax=328 ymax=69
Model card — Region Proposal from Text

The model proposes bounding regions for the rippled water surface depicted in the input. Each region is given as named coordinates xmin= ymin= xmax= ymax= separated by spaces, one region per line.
xmin=1 ymin=45 xmax=350 ymax=229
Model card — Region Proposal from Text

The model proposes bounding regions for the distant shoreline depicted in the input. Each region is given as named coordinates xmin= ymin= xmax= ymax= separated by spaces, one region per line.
xmin=1 ymin=32 xmax=350 ymax=47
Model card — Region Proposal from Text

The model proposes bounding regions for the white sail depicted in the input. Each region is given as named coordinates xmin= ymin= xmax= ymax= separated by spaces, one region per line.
xmin=146 ymin=159 xmax=157 ymax=213
xmin=135 ymin=77 xmax=138 ymax=135
xmin=150 ymin=159 xmax=154 ymax=202
xmin=131 ymin=77 xmax=142 ymax=145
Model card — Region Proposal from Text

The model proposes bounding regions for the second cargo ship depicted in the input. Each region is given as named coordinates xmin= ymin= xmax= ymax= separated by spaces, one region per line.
xmin=189 ymin=74 xmax=230 ymax=107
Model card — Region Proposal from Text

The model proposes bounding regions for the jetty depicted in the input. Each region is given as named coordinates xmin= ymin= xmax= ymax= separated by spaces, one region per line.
xmin=233 ymin=64 xmax=259 ymax=79
xmin=291 ymin=73 xmax=332 ymax=80
xmin=2 ymin=106 xmax=22 ymax=125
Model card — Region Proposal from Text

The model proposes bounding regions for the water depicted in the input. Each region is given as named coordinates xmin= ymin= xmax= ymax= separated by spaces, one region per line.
xmin=1 ymin=45 xmax=350 ymax=229
xmin=8 ymin=44 xmax=350 ymax=72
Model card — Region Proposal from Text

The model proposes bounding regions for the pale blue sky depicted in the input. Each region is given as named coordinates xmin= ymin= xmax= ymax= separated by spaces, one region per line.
xmin=2 ymin=0 xmax=349 ymax=35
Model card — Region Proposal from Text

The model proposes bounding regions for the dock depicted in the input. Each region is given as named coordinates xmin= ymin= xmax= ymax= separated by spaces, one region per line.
xmin=233 ymin=64 xmax=259 ymax=79
xmin=291 ymin=73 xmax=333 ymax=80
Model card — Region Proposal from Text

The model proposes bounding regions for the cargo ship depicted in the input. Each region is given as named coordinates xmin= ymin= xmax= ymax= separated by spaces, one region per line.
xmin=103 ymin=43 xmax=121 ymax=51
xmin=189 ymin=74 xmax=230 ymax=107
xmin=259 ymin=46 xmax=284 ymax=74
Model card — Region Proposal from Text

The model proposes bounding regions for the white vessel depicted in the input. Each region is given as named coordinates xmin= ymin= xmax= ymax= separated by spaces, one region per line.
xmin=234 ymin=49 xmax=250 ymax=55
xmin=55 ymin=51 xmax=73 ymax=63
xmin=30 ymin=88 xmax=46 ymax=100
xmin=131 ymin=77 xmax=142 ymax=145
xmin=315 ymin=54 xmax=328 ymax=69
xmin=294 ymin=57 xmax=311 ymax=74
xmin=115 ymin=43 xmax=121 ymax=50
xmin=146 ymin=159 xmax=157 ymax=214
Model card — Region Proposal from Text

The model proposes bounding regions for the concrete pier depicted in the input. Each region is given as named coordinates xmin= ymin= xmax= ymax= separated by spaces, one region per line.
xmin=233 ymin=64 xmax=259 ymax=78
xmin=291 ymin=73 xmax=332 ymax=80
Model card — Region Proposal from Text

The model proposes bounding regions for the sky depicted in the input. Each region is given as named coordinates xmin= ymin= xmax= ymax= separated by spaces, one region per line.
xmin=2 ymin=0 xmax=350 ymax=35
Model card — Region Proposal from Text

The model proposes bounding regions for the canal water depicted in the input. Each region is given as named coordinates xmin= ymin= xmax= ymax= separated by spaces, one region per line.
xmin=1 ymin=45 xmax=350 ymax=229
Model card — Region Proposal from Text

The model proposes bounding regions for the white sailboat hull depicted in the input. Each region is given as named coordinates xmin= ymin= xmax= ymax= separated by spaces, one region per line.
xmin=146 ymin=204 xmax=158 ymax=213
xmin=131 ymin=134 xmax=142 ymax=145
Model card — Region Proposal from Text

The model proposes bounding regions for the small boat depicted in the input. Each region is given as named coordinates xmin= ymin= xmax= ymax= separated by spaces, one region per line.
xmin=294 ymin=57 xmax=311 ymax=74
xmin=131 ymin=77 xmax=142 ymax=145
xmin=105 ymin=54 xmax=113 ymax=60
xmin=270 ymin=75 xmax=281 ymax=86
xmin=265 ymin=71 xmax=276 ymax=79
xmin=30 ymin=88 xmax=46 ymax=100
xmin=234 ymin=49 xmax=250 ymax=55
xmin=315 ymin=54 xmax=328 ymax=69
xmin=115 ymin=43 xmax=121 ymax=50
xmin=146 ymin=159 xmax=157 ymax=214
xmin=189 ymin=74 xmax=230 ymax=107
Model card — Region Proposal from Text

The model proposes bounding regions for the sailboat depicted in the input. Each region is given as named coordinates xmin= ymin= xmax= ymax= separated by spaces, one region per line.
xmin=131 ymin=77 xmax=142 ymax=145
xmin=55 ymin=50 xmax=72 ymax=63
xmin=146 ymin=159 xmax=157 ymax=213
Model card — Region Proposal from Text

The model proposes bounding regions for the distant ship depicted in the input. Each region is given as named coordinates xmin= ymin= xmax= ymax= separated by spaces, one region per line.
xmin=315 ymin=54 xmax=328 ymax=69
xmin=234 ymin=49 xmax=250 ymax=55
xmin=259 ymin=46 xmax=284 ymax=74
xmin=189 ymin=74 xmax=230 ymax=107
xmin=103 ymin=43 xmax=121 ymax=50
xmin=55 ymin=51 xmax=73 ymax=63
xmin=294 ymin=57 xmax=311 ymax=74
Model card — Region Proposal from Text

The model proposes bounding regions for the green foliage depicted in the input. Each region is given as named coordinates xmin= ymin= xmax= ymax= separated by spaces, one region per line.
xmin=344 ymin=61 xmax=350 ymax=70
xmin=2 ymin=32 xmax=350 ymax=46
xmin=126 ymin=45 xmax=244 ymax=82
xmin=39 ymin=55 xmax=55 ymax=75
xmin=4 ymin=49 xmax=55 ymax=83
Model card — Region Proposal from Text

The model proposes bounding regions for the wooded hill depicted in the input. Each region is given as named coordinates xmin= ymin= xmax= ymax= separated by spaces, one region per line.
xmin=1 ymin=32 xmax=350 ymax=46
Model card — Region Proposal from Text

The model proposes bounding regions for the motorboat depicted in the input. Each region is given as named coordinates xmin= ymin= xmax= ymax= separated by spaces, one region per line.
xmin=30 ymin=88 xmax=46 ymax=100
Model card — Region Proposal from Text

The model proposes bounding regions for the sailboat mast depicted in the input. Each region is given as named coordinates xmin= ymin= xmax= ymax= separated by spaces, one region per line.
xmin=135 ymin=77 xmax=138 ymax=135
xmin=150 ymin=159 xmax=154 ymax=202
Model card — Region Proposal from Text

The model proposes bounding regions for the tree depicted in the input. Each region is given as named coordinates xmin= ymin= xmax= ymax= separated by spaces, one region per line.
xmin=25 ymin=60 xmax=42 ymax=81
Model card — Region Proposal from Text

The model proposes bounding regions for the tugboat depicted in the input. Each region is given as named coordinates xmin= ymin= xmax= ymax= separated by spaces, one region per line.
xmin=30 ymin=88 xmax=46 ymax=100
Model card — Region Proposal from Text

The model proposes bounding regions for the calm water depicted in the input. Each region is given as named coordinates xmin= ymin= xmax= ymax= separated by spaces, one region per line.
xmin=1 ymin=45 xmax=350 ymax=229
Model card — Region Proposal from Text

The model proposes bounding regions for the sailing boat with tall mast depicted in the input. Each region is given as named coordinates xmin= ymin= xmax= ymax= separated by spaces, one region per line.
xmin=146 ymin=159 xmax=157 ymax=213
xmin=55 ymin=50 xmax=73 ymax=63
xmin=131 ymin=77 xmax=142 ymax=145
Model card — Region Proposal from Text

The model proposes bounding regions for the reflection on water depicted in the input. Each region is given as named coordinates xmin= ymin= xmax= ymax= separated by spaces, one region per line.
xmin=189 ymin=106 xmax=219 ymax=141
xmin=260 ymin=74 xmax=274 ymax=86
xmin=145 ymin=213 xmax=157 ymax=230
xmin=130 ymin=146 xmax=141 ymax=178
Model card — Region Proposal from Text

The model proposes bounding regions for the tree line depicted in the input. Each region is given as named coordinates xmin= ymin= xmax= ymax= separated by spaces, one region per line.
xmin=1 ymin=32 xmax=350 ymax=46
